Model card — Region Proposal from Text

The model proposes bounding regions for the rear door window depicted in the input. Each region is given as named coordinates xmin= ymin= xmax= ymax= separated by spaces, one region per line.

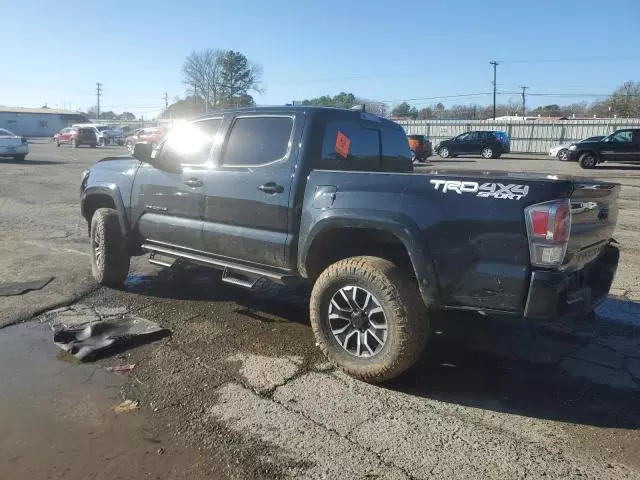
xmin=320 ymin=121 xmax=381 ymax=171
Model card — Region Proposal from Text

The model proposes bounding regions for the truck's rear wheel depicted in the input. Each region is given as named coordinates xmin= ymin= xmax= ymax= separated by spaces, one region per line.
xmin=90 ymin=208 xmax=130 ymax=287
xmin=310 ymin=256 xmax=428 ymax=383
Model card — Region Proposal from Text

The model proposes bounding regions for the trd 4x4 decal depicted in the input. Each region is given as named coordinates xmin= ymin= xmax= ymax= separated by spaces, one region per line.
xmin=430 ymin=179 xmax=529 ymax=200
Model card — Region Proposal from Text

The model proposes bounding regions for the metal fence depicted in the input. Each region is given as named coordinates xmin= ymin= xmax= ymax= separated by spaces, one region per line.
xmin=397 ymin=118 xmax=640 ymax=154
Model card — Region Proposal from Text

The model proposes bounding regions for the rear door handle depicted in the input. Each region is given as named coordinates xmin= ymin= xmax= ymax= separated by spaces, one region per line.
xmin=258 ymin=182 xmax=284 ymax=194
xmin=184 ymin=178 xmax=203 ymax=188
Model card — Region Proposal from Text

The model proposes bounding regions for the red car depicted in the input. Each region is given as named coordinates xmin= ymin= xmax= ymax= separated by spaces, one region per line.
xmin=53 ymin=126 xmax=99 ymax=148
xmin=53 ymin=127 xmax=78 ymax=146
xmin=124 ymin=127 xmax=165 ymax=153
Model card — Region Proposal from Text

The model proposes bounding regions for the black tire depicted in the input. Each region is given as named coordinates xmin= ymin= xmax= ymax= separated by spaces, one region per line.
xmin=12 ymin=154 xmax=26 ymax=162
xmin=557 ymin=149 xmax=569 ymax=161
xmin=410 ymin=150 xmax=417 ymax=164
xmin=90 ymin=208 xmax=130 ymax=287
xmin=481 ymin=147 xmax=494 ymax=159
xmin=438 ymin=147 xmax=450 ymax=159
xmin=579 ymin=151 xmax=598 ymax=169
xmin=493 ymin=153 xmax=502 ymax=159
xmin=55 ymin=141 xmax=60 ymax=147
xmin=90 ymin=143 xmax=97 ymax=148
xmin=310 ymin=256 xmax=428 ymax=383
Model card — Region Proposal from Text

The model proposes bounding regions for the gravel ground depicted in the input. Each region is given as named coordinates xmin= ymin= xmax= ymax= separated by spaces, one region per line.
xmin=1 ymin=144 xmax=640 ymax=479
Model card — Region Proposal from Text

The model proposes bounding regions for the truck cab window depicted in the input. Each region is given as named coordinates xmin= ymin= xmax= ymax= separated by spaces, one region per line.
xmin=320 ymin=122 xmax=381 ymax=171
xmin=158 ymin=118 xmax=221 ymax=165
xmin=221 ymin=116 xmax=293 ymax=167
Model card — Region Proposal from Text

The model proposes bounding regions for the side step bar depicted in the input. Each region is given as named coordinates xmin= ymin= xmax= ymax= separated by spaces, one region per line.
xmin=221 ymin=268 xmax=262 ymax=289
xmin=148 ymin=251 xmax=175 ymax=268
xmin=141 ymin=243 xmax=289 ymax=284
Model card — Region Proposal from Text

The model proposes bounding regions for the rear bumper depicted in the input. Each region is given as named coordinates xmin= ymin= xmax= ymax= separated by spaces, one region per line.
xmin=523 ymin=243 xmax=619 ymax=320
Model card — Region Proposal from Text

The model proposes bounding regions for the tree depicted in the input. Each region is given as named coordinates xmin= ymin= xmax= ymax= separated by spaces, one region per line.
xmin=391 ymin=102 xmax=412 ymax=118
xmin=182 ymin=49 xmax=262 ymax=110
xmin=160 ymin=95 xmax=207 ymax=120
xmin=610 ymin=81 xmax=640 ymax=117
xmin=100 ymin=111 xmax=117 ymax=120
xmin=419 ymin=107 xmax=434 ymax=119
xmin=181 ymin=48 xmax=225 ymax=110
xmin=118 ymin=112 xmax=136 ymax=121
xmin=300 ymin=92 xmax=357 ymax=108
xmin=217 ymin=50 xmax=262 ymax=105
xmin=218 ymin=93 xmax=256 ymax=108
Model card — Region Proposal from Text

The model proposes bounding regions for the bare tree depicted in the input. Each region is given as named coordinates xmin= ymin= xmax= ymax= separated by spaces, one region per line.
xmin=181 ymin=49 xmax=225 ymax=111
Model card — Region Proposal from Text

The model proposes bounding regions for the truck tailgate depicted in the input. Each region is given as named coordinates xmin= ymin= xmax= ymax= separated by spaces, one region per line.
xmin=566 ymin=182 xmax=620 ymax=269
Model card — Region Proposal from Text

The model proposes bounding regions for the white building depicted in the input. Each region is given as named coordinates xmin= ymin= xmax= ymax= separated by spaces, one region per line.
xmin=0 ymin=107 xmax=90 ymax=137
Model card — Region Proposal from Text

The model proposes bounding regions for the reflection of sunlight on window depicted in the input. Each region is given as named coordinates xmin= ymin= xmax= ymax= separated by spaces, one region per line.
xmin=166 ymin=124 xmax=209 ymax=155
xmin=212 ymin=133 xmax=224 ymax=146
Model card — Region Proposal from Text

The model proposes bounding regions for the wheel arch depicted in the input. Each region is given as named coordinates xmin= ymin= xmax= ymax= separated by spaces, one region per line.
xmin=81 ymin=185 xmax=130 ymax=239
xmin=299 ymin=213 xmax=441 ymax=308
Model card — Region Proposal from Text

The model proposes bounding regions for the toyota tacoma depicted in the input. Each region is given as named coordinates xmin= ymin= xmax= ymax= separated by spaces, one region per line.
xmin=80 ymin=106 xmax=620 ymax=383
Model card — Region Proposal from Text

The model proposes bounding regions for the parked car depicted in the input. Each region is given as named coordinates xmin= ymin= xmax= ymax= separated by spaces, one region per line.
xmin=97 ymin=125 xmax=125 ymax=146
xmin=407 ymin=134 xmax=433 ymax=163
xmin=569 ymin=129 xmax=640 ymax=169
xmin=81 ymin=106 xmax=620 ymax=383
xmin=54 ymin=127 xmax=77 ymax=146
xmin=435 ymin=130 xmax=510 ymax=159
xmin=124 ymin=127 xmax=164 ymax=153
xmin=0 ymin=128 xmax=28 ymax=161
xmin=549 ymin=136 xmax=605 ymax=161
xmin=56 ymin=126 xmax=98 ymax=147
xmin=72 ymin=123 xmax=103 ymax=144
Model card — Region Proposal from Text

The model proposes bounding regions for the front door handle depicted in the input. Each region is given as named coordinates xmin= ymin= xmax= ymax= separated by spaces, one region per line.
xmin=184 ymin=178 xmax=203 ymax=188
xmin=258 ymin=182 xmax=284 ymax=194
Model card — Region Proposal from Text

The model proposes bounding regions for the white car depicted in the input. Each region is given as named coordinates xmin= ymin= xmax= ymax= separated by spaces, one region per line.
xmin=0 ymin=128 xmax=28 ymax=161
xmin=549 ymin=135 xmax=605 ymax=161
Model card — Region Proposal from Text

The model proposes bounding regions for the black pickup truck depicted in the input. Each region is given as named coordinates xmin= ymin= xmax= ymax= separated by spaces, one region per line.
xmin=80 ymin=106 xmax=620 ymax=383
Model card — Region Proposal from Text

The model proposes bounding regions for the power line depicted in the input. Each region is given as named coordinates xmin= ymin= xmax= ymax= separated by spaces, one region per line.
xmin=490 ymin=61 xmax=499 ymax=119
xmin=96 ymin=82 xmax=102 ymax=120
xmin=498 ymin=55 xmax=640 ymax=65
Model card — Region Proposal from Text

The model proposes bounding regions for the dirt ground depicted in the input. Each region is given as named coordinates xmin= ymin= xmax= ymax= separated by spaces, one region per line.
xmin=1 ymin=143 xmax=639 ymax=479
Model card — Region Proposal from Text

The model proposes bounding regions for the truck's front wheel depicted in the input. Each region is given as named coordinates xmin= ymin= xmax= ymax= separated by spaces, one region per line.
xmin=90 ymin=208 xmax=130 ymax=287
xmin=310 ymin=256 xmax=428 ymax=383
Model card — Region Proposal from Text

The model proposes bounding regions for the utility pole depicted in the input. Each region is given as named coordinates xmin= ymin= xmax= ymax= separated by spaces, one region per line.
xmin=489 ymin=61 xmax=498 ymax=120
xmin=163 ymin=92 xmax=169 ymax=110
xmin=520 ymin=86 xmax=528 ymax=117
xmin=96 ymin=82 xmax=102 ymax=120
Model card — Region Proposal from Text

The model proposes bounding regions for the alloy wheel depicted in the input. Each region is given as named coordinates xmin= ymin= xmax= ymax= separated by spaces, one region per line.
xmin=328 ymin=285 xmax=387 ymax=358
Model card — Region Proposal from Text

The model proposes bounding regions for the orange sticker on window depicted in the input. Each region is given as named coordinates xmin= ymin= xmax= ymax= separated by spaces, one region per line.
xmin=335 ymin=130 xmax=350 ymax=159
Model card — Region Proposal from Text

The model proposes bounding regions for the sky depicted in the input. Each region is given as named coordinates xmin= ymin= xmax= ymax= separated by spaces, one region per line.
xmin=2 ymin=0 xmax=640 ymax=118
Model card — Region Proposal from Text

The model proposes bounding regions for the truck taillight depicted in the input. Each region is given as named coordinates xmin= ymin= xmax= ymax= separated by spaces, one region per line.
xmin=525 ymin=199 xmax=572 ymax=267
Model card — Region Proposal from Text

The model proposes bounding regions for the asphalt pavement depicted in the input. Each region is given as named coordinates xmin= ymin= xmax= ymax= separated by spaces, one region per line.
xmin=1 ymin=144 xmax=640 ymax=479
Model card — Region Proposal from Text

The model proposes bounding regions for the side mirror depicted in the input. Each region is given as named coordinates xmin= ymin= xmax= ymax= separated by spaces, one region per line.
xmin=132 ymin=142 xmax=152 ymax=162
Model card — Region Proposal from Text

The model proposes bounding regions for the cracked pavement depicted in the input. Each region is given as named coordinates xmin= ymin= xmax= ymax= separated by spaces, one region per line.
xmin=2 ymin=144 xmax=640 ymax=479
